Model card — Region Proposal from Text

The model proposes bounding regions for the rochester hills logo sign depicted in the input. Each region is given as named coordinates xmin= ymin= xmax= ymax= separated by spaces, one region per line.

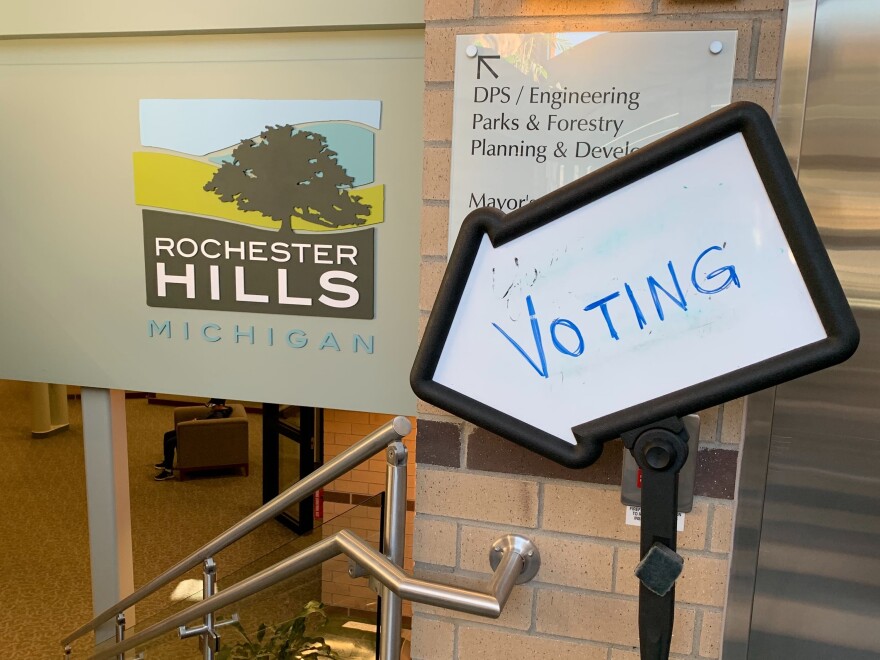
xmin=134 ymin=99 xmax=384 ymax=320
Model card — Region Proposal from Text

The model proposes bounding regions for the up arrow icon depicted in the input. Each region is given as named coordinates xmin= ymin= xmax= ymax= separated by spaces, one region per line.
xmin=410 ymin=102 xmax=857 ymax=469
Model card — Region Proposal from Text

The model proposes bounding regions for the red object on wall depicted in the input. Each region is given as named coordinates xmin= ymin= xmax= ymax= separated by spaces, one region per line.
xmin=314 ymin=488 xmax=324 ymax=520
xmin=637 ymin=468 xmax=642 ymax=489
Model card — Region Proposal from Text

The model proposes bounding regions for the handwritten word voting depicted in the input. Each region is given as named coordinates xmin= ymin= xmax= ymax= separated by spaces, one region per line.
xmin=432 ymin=133 xmax=827 ymax=444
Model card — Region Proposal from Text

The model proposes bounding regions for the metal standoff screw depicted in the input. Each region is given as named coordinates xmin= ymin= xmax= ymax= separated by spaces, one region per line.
xmin=348 ymin=559 xmax=369 ymax=579
xmin=709 ymin=40 xmax=724 ymax=55
xmin=465 ymin=44 xmax=478 ymax=58
xmin=386 ymin=441 xmax=407 ymax=466
xmin=489 ymin=535 xmax=541 ymax=584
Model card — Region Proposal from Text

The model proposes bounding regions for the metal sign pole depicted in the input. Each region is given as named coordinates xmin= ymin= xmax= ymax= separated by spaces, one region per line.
xmin=622 ymin=418 xmax=689 ymax=660
xmin=81 ymin=387 xmax=136 ymax=645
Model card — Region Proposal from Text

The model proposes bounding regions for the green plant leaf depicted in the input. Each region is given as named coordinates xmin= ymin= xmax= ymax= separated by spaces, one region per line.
xmin=217 ymin=602 xmax=340 ymax=659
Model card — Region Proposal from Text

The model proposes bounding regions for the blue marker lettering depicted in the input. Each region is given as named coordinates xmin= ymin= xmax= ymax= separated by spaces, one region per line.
xmin=692 ymin=246 xmax=741 ymax=294
xmin=492 ymin=295 xmax=549 ymax=378
xmin=647 ymin=262 xmax=687 ymax=320
xmin=624 ymin=283 xmax=647 ymax=330
xmin=584 ymin=292 xmax=621 ymax=340
xmin=550 ymin=318 xmax=585 ymax=357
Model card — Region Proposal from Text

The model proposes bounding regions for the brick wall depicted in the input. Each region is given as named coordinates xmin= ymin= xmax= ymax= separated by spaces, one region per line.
xmin=320 ymin=409 xmax=417 ymax=619
xmin=323 ymin=409 xmax=418 ymax=502
xmin=415 ymin=1 xmax=784 ymax=658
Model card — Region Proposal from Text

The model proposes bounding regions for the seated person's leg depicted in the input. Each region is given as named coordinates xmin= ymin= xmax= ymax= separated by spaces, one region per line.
xmin=155 ymin=430 xmax=177 ymax=480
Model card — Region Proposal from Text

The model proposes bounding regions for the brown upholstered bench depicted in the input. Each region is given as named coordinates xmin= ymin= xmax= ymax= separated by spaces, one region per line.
xmin=173 ymin=404 xmax=249 ymax=480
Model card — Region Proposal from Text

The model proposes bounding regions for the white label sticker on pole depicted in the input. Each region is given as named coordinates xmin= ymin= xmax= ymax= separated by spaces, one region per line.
xmin=627 ymin=506 xmax=685 ymax=532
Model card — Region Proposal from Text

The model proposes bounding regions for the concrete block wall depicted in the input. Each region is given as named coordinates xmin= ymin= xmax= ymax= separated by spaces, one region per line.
xmin=415 ymin=1 xmax=784 ymax=658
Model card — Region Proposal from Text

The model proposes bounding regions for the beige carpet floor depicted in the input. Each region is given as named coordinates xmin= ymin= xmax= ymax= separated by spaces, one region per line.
xmin=0 ymin=381 xmax=303 ymax=659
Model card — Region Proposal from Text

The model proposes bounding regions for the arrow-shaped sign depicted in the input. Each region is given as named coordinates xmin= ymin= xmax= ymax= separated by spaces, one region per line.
xmin=477 ymin=54 xmax=500 ymax=79
xmin=411 ymin=102 xmax=858 ymax=468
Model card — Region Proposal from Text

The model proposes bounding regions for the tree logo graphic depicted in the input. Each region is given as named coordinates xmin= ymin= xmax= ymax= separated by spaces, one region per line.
xmin=135 ymin=99 xmax=383 ymax=320
xmin=204 ymin=125 xmax=372 ymax=231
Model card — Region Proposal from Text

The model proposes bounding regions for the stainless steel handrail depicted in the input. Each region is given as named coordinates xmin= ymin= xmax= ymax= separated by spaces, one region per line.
xmin=61 ymin=416 xmax=412 ymax=648
xmin=89 ymin=529 xmax=536 ymax=660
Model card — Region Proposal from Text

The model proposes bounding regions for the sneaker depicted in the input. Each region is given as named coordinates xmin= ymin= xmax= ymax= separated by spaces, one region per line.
xmin=154 ymin=462 xmax=167 ymax=470
xmin=154 ymin=469 xmax=174 ymax=481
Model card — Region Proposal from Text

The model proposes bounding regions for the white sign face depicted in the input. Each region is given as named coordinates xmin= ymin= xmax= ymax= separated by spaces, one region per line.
xmin=448 ymin=31 xmax=737 ymax=254
xmin=432 ymin=134 xmax=827 ymax=444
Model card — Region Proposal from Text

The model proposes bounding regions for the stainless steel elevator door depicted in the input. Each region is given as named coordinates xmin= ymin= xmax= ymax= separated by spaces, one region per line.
xmin=748 ymin=311 xmax=880 ymax=659
xmin=746 ymin=0 xmax=880 ymax=658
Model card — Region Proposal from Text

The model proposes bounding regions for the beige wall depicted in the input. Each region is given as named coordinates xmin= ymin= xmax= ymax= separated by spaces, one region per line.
xmin=1 ymin=1 xmax=422 ymax=37
xmin=0 ymin=28 xmax=423 ymax=415
xmin=414 ymin=1 xmax=785 ymax=658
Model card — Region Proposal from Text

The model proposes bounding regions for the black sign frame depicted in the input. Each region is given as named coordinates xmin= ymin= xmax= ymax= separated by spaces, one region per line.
xmin=411 ymin=102 xmax=859 ymax=468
